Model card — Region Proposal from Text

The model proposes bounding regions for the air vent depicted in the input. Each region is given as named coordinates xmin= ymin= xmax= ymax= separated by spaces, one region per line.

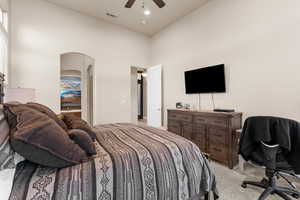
xmin=106 ymin=13 xmax=118 ymax=18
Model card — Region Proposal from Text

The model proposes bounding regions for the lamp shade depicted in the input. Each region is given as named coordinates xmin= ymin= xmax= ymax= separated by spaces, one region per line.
xmin=4 ymin=88 xmax=36 ymax=103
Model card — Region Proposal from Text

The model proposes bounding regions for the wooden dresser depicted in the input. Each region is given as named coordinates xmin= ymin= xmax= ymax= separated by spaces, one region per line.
xmin=167 ymin=109 xmax=242 ymax=169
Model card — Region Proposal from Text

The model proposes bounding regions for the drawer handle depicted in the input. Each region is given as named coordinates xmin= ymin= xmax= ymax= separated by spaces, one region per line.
xmin=214 ymin=134 xmax=223 ymax=138
xmin=213 ymin=148 xmax=222 ymax=152
xmin=171 ymin=115 xmax=177 ymax=118
xmin=214 ymin=120 xmax=224 ymax=124
xmin=197 ymin=119 xmax=205 ymax=121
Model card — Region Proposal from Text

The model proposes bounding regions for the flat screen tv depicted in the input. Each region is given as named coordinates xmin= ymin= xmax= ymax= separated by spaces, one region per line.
xmin=185 ymin=64 xmax=226 ymax=94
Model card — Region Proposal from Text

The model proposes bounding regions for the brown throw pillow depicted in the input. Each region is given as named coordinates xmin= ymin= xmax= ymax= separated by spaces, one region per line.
xmin=26 ymin=103 xmax=68 ymax=130
xmin=68 ymin=129 xmax=97 ymax=156
xmin=3 ymin=104 xmax=88 ymax=168
xmin=63 ymin=115 xmax=97 ymax=140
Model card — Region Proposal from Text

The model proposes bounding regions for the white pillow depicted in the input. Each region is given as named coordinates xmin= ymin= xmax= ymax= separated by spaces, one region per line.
xmin=0 ymin=169 xmax=15 ymax=200
xmin=14 ymin=152 xmax=25 ymax=165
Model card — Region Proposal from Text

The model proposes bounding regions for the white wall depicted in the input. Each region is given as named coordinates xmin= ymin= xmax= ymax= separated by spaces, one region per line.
xmin=10 ymin=0 xmax=150 ymax=124
xmin=151 ymin=0 xmax=300 ymax=125
xmin=0 ymin=0 xmax=8 ymax=10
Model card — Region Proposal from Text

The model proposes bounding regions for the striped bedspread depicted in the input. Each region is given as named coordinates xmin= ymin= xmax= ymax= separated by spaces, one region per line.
xmin=9 ymin=123 xmax=218 ymax=200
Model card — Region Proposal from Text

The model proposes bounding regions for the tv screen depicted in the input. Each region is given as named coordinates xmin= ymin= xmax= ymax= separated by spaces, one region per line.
xmin=185 ymin=64 xmax=226 ymax=94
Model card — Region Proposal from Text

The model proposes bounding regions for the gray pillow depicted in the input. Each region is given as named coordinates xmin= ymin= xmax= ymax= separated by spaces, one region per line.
xmin=63 ymin=115 xmax=97 ymax=140
xmin=0 ymin=106 xmax=15 ymax=171
xmin=68 ymin=129 xmax=97 ymax=156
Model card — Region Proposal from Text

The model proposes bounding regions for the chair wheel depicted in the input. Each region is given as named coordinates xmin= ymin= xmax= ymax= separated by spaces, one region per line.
xmin=260 ymin=178 xmax=269 ymax=185
xmin=292 ymin=194 xmax=299 ymax=199
xmin=260 ymin=179 xmax=268 ymax=186
xmin=241 ymin=183 xmax=247 ymax=188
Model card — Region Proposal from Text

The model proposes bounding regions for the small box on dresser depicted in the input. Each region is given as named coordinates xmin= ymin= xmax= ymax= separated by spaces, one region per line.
xmin=167 ymin=109 xmax=242 ymax=169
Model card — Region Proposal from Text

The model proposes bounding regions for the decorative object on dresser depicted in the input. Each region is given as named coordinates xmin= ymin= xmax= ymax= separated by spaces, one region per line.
xmin=184 ymin=104 xmax=191 ymax=110
xmin=176 ymin=102 xmax=183 ymax=109
xmin=168 ymin=109 xmax=242 ymax=169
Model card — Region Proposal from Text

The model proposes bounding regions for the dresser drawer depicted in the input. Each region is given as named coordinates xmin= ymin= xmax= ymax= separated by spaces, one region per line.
xmin=196 ymin=140 xmax=206 ymax=152
xmin=208 ymin=127 xmax=228 ymax=145
xmin=168 ymin=113 xmax=192 ymax=123
xmin=178 ymin=114 xmax=192 ymax=123
xmin=207 ymin=118 xmax=228 ymax=128
xmin=193 ymin=125 xmax=206 ymax=151
xmin=193 ymin=124 xmax=206 ymax=133
xmin=182 ymin=123 xmax=193 ymax=140
xmin=168 ymin=121 xmax=181 ymax=135
xmin=209 ymin=143 xmax=228 ymax=161
xmin=168 ymin=112 xmax=179 ymax=120
xmin=194 ymin=133 xmax=206 ymax=151
xmin=193 ymin=130 xmax=205 ymax=141
xmin=194 ymin=116 xmax=208 ymax=124
xmin=193 ymin=125 xmax=206 ymax=141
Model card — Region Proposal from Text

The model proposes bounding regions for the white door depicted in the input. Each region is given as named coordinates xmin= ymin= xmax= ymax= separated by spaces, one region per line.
xmin=147 ymin=65 xmax=162 ymax=127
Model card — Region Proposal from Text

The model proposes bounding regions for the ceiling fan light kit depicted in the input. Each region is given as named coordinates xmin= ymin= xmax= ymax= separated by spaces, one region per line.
xmin=144 ymin=9 xmax=151 ymax=16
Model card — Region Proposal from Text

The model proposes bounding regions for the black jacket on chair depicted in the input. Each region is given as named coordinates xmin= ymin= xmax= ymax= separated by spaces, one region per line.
xmin=239 ymin=116 xmax=300 ymax=174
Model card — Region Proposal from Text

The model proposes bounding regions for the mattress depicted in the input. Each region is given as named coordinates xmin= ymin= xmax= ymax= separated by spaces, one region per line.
xmin=8 ymin=123 xmax=218 ymax=200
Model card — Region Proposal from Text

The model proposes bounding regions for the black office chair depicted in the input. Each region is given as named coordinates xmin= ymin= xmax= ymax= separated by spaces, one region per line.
xmin=239 ymin=117 xmax=300 ymax=200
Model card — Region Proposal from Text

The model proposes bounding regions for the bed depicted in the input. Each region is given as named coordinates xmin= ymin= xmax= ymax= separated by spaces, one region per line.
xmin=7 ymin=123 xmax=218 ymax=200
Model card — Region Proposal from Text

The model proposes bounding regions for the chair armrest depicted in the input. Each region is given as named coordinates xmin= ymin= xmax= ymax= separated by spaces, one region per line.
xmin=261 ymin=142 xmax=279 ymax=148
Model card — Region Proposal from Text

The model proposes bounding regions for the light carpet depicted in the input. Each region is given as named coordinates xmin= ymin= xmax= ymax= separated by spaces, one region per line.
xmin=210 ymin=161 xmax=300 ymax=200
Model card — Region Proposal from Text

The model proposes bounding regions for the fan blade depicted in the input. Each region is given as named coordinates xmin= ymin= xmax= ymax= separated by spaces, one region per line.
xmin=125 ymin=0 xmax=136 ymax=8
xmin=153 ymin=0 xmax=166 ymax=8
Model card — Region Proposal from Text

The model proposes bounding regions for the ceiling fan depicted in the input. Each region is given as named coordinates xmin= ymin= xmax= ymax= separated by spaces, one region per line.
xmin=125 ymin=0 xmax=166 ymax=8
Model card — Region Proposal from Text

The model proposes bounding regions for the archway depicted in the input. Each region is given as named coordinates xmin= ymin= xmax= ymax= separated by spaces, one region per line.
xmin=60 ymin=52 xmax=95 ymax=125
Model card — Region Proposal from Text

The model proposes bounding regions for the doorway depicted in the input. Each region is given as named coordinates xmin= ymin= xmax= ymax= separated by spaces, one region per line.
xmin=137 ymin=69 xmax=147 ymax=125
xmin=60 ymin=53 xmax=95 ymax=125
xmin=131 ymin=65 xmax=162 ymax=127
